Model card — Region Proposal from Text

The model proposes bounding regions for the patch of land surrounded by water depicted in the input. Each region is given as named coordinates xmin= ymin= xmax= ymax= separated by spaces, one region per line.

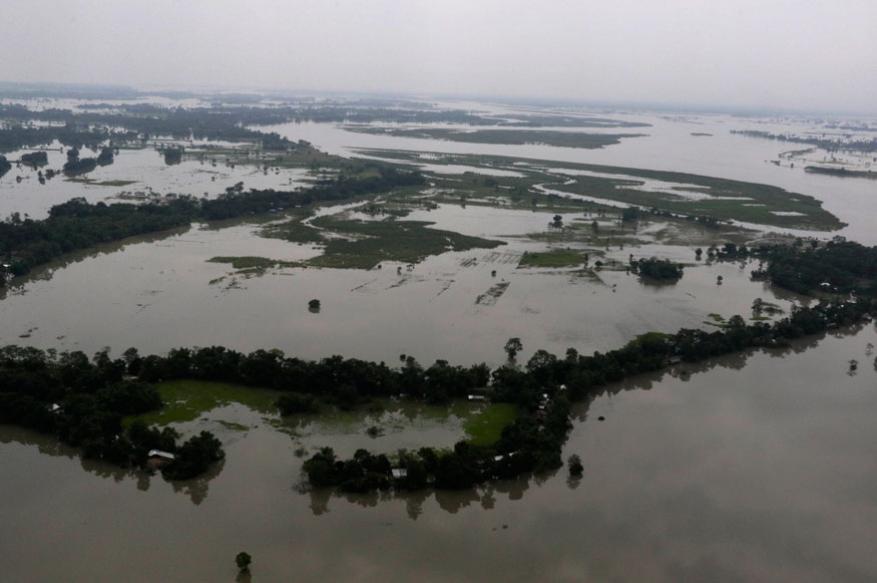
xmin=360 ymin=149 xmax=845 ymax=230
xmin=345 ymin=126 xmax=647 ymax=149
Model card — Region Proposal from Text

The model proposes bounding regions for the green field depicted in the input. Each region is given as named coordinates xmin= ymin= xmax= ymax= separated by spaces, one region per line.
xmin=126 ymin=379 xmax=281 ymax=426
xmin=260 ymin=218 xmax=325 ymax=244
xmin=305 ymin=215 xmax=504 ymax=269
xmin=463 ymin=403 xmax=518 ymax=446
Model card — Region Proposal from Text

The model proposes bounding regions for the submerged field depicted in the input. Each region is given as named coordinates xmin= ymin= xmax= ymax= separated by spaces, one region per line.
xmin=4 ymin=98 xmax=877 ymax=583
xmin=358 ymin=149 xmax=845 ymax=231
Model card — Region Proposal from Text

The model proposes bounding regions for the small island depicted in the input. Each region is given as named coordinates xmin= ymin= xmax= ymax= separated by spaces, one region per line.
xmin=630 ymin=257 xmax=684 ymax=281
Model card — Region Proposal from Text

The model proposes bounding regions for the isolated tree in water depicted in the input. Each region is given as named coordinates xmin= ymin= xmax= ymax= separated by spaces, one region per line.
xmin=504 ymin=337 xmax=523 ymax=362
xmin=568 ymin=454 xmax=584 ymax=478
xmin=235 ymin=551 xmax=252 ymax=573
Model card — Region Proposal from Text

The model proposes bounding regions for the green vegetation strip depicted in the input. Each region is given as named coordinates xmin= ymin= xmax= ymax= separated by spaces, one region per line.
xmin=208 ymin=256 xmax=301 ymax=270
xmin=305 ymin=216 xmax=504 ymax=269
xmin=346 ymin=127 xmax=645 ymax=149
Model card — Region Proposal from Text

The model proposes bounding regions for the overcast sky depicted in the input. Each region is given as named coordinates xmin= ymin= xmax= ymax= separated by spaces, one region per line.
xmin=2 ymin=0 xmax=875 ymax=113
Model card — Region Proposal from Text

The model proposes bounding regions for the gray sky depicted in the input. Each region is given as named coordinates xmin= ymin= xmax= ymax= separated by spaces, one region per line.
xmin=2 ymin=0 xmax=875 ymax=113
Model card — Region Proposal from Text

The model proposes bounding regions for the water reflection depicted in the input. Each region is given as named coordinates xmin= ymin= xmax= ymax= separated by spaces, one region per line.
xmin=171 ymin=458 xmax=225 ymax=505
xmin=305 ymin=324 xmax=866 ymax=516
xmin=309 ymin=466 xmax=543 ymax=517
xmin=0 ymin=424 xmax=224 ymax=505
xmin=2 ymin=324 xmax=877 ymax=581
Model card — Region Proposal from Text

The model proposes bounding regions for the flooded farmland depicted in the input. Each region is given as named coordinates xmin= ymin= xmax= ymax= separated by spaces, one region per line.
xmin=3 ymin=95 xmax=877 ymax=583
xmin=0 ymin=202 xmax=799 ymax=364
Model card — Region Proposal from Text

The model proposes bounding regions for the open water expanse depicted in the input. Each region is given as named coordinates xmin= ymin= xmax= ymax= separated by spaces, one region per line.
xmin=2 ymin=98 xmax=877 ymax=581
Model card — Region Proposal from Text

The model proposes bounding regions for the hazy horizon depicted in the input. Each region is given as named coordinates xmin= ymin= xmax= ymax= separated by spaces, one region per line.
xmin=2 ymin=0 xmax=876 ymax=115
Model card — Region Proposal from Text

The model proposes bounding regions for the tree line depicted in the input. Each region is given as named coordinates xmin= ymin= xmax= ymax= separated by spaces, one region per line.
xmin=707 ymin=239 xmax=877 ymax=297
xmin=0 ymin=104 xmax=294 ymax=151
xmin=0 ymin=293 xmax=872 ymax=488
xmin=0 ymin=121 xmax=133 ymax=153
xmin=303 ymin=295 xmax=873 ymax=493
xmin=0 ymin=345 xmax=223 ymax=481
xmin=0 ymin=164 xmax=424 ymax=282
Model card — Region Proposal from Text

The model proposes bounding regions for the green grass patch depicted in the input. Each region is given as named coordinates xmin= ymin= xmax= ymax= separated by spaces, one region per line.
xmin=518 ymin=249 xmax=585 ymax=268
xmin=126 ymin=379 xmax=281 ymax=426
xmin=463 ymin=403 xmax=518 ymax=446
xmin=260 ymin=220 xmax=324 ymax=244
xmin=305 ymin=216 xmax=504 ymax=269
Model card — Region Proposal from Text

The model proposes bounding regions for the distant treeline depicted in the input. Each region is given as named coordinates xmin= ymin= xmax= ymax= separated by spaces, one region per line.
xmin=1 ymin=102 xmax=648 ymax=156
xmin=200 ymin=166 xmax=424 ymax=220
xmin=0 ymin=121 xmax=134 ymax=153
xmin=0 ymin=104 xmax=294 ymax=151
xmin=0 ymin=164 xmax=423 ymax=281
xmin=732 ymin=129 xmax=877 ymax=154
xmin=804 ymin=166 xmax=876 ymax=179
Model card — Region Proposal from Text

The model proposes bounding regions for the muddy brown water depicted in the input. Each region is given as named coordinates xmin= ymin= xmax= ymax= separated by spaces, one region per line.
xmin=0 ymin=203 xmax=798 ymax=365
xmin=2 ymin=326 xmax=876 ymax=582
xmin=3 ymin=100 xmax=877 ymax=582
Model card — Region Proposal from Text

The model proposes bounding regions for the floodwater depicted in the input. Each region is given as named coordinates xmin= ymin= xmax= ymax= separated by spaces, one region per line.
xmin=0 ymin=143 xmax=311 ymax=219
xmin=3 ymin=99 xmax=877 ymax=582
xmin=0 ymin=203 xmax=796 ymax=365
xmin=263 ymin=113 xmax=877 ymax=244
xmin=2 ymin=323 xmax=875 ymax=582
